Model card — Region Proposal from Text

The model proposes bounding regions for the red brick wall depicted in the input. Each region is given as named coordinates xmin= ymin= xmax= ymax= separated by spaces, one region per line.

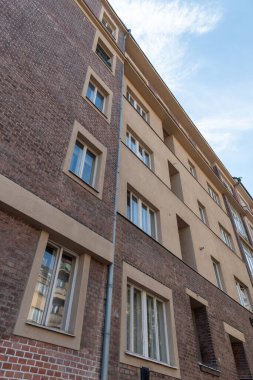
xmin=0 ymin=0 xmax=123 ymax=243
xmin=110 ymin=215 xmax=253 ymax=380
xmin=0 ymin=211 xmax=107 ymax=380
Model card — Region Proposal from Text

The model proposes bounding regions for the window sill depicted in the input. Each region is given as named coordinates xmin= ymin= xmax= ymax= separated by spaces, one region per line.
xmin=64 ymin=170 xmax=102 ymax=200
xmin=26 ymin=321 xmax=75 ymax=337
xmin=83 ymin=96 xmax=109 ymax=124
xmin=125 ymin=351 xmax=177 ymax=370
xmin=199 ymin=363 xmax=220 ymax=377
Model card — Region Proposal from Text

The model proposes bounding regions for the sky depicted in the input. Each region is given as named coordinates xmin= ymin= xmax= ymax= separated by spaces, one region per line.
xmin=109 ymin=0 xmax=253 ymax=196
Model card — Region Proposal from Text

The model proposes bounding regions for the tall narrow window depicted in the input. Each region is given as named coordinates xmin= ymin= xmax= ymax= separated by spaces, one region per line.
xmin=230 ymin=206 xmax=248 ymax=241
xmin=127 ymin=284 xmax=170 ymax=364
xmin=28 ymin=243 xmax=77 ymax=332
xmin=207 ymin=184 xmax=220 ymax=206
xmin=198 ymin=202 xmax=208 ymax=225
xmin=212 ymin=259 xmax=223 ymax=290
xmin=126 ymin=90 xmax=148 ymax=122
xmin=242 ymin=243 xmax=253 ymax=277
xmin=69 ymin=140 xmax=97 ymax=187
xmin=220 ymin=225 xmax=233 ymax=250
xmin=127 ymin=191 xmax=157 ymax=239
xmin=86 ymin=81 xmax=105 ymax=113
xmin=188 ymin=160 xmax=197 ymax=178
xmin=236 ymin=281 xmax=252 ymax=311
xmin=95 ymin=40 xmax=113 ymax=69
xmin=126 ymin=131 xmax=151 ymax=168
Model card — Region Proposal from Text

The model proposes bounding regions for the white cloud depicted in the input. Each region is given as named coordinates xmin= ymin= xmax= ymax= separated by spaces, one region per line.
xmin=109 ymin=0 xmax=222 ymax=90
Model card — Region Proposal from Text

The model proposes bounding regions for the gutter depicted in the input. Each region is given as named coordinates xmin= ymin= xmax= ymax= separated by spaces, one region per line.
xmin=100 ymin=29 xmax=131 ymax=380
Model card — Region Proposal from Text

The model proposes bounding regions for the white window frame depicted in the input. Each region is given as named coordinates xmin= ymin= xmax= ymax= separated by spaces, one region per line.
xmin=236 ymin=281 xmax=251 ymax=311
xmin=87 ymin=81 xmax=106 ymax=113
xmin=127 ymin=283 xmax=170 ymax=364
xmin=69 ymin=139 xmax=98 ymax=188
xmin=242 ymin=243 xmax=253 ymax=277
xmin=126 ymin=131 xmax=151 ymax=168
xmin=188 ymin=160 xmax=197 ymax=178
xmin=198 ymin=202 xmax=208 ymax=225
xmin=220 ymin=225 xmax=233 ymax=250
xmin=212 ymin=259 xmax=223 ymax=290
xmin=126 ymin=91 xmax=148 ymax=122
xmin=207 ymin=184 xmax=220 ymax=206
xmin=102 ymin=14 xmax=116 ymax=38
xmin=95 ymin=40 xmax=113 ymax=70
xmin=127 ymin=190 xmax=157 ymax=239
xmin=28 ymin=242 xmax=78 ymax=333
xmin=230 ymin=206 xmax=248 ymax=240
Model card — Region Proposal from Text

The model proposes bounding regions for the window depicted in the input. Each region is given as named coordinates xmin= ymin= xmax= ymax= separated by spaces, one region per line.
xmin=127 ymin=284 xmax=170 ymax=364
xmin=198 ymin=202 xmax=208 ymax=225
xmin=220 ymin=225 xmax=233 ymax=249
xmin=188 ymin=160 xmax=197 ymax=178
xmin=28 ymin=243 xmax=77 ymax=331
xmin=230 ymin=206 xmax=248 ymax=240
xmin=212 ymin=259 xmax=223 ymax=290
xmin=102 ymin=13 xmax=116 ymax=38
xmin=126 ymin=90 xmax=148 ymax=122
xmin=86 ymin=81 xmax=106 ymax=113
xmin=250 ymin=225 xmax=253 ymax=241
xmin=69 ymin=140 xmax=97 ymax=187
xmin=126 ymin=131 xmax=151 ymax=168
xmin=242 ymin=243 xmax=253 ymax=277
xmin=189 ymin=292 xmax=218 ymax=372
xmin=207 ymin=184 xmax=220 ymax=206
xmin=82 ymin=67 xmax=113 ymax=122
xmin=63 ymin=120 xmax=107 ymax=199
xmin=14 ymin=231 xmax=91 ymax=350
xmin=120 ymin=263 xmax=180 ymax=377
xmin=127 ymin=191 xmax=156 ymax=239
xmin=220 ymin=173 xmax=233 ymax=194
xmin=96 ymin=40 xmax=113 ymax=69
xmin=236 ymin=281 xmax=251 ymax=311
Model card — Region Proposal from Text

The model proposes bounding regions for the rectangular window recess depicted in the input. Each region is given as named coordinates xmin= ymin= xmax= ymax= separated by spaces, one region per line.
xmin=126 ymin=130 xmax=151 ymax=168
xmin=96 ymin=42 xmax=112 ymax=69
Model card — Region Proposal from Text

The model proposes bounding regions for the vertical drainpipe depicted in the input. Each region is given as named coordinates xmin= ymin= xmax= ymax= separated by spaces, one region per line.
xmin=100 ymin=29 xmax=130 ymax=380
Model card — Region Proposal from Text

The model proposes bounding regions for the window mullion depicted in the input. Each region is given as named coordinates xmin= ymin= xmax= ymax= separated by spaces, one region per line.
xmin=93 ymin=87 xmax=97 ymax=104
xmin=44 ymin=247 xmax=63 ymax=327
xmin=138 ymin=199 xmax=142 ymax=229
xmin=130 ymin=192 xmax=133 ymax=222
xmin=154 ymin=298 xmax=160 ymax=361
xmin=142 ymin=291 xmax=148 ymax=358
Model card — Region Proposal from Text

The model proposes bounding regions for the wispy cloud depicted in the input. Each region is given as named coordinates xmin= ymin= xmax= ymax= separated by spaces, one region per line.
xmin=109 ymin=0 xmax=222 ymax=90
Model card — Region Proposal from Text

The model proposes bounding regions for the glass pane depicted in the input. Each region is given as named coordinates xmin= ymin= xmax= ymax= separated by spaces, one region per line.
xmin=131 ymin=196 xmax=138 ymax=225
xmin=82 ymin=149 xmax=96 ymax=185
xmin=141 ymin=204 xmax=149 ymax=233
xmin=95 ymin=90 xmax=104 ymax=112
xmin=69 ymin=141 xmax=83 ymax=176
xmin=47 ymin=253 xmax=75 ymax=329
xmin=127 ymin=285 xmax=131 ymax=351
xmin=126 ymin=132 xmax=130 ymax=147
xmin=133 ymin=288 xmax=143 ymax=355
xmin=87 ymin=82 xmax=95 ymax=102
xmin=144 ymin=152 xmax=150 ymax=166
xmin=147 ymin=295 xmax=157 ymax=360
xmin=157 ymin=301 xmax=167 ymax=362
xmin=28 ymin=245 xmax=57 ymax=324
xmin=127 ymin=191 xmax=131 ymax=219
xmin=130 ymin=137 xmax=136 ymax=153
xmin=150 ymin=211 xmax=156 ymax=239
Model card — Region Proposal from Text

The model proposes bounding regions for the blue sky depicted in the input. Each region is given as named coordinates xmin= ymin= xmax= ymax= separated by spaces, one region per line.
xmin=109 ymin=0 xmax=253 ymax=195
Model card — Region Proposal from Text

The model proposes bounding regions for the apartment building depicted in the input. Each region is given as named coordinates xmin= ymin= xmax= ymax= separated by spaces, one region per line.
xmin=0 ymin=1 xmax=253 ymax=380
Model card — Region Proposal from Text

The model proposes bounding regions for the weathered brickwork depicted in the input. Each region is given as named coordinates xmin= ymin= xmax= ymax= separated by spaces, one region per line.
xmin=0 ymin=0 xmax=123 ymax=242
xmin=109 ymin=215 xmax=253 ymax=380
xmin=0 ymin=211 xmax=107 ymax=380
